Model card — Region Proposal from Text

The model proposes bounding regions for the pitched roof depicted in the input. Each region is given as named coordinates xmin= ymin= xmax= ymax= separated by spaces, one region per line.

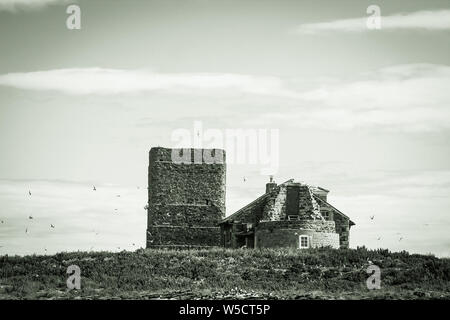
xmin=313 ymin=195 xmax=355 ymax=226
xmin=219 ymin=179 xmax=293 ymax=224
xmin=219 ymin=192 xmax=269 ymax=224
xmin=220 ymin=179 xmax=355 ymax=226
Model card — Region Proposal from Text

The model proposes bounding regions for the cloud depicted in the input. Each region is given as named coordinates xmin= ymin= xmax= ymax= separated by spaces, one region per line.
xmin=0 ymin=0 xmax=70 ymax=12
xmin=295 ymin=10 xmax=450 ymax=34
xmin=1 ymin=64 xmax=449 ymax=133
xmin=247 ymin=63 xmax=450 ymax=132
xmin=0 ymin=68 xmax=298 ymax=97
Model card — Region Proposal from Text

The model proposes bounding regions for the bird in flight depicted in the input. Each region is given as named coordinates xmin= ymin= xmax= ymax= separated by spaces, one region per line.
xmin=243 ymin=177 xmax=247 ymax=182
xmin=116 ymin=195 xmax=121 ymax=197
xmin=399 ymin=237 xmax=403 ymax=241
xmin=28 ymin=190 xmax=31 ymax=196
xmin=1 ymin=220 xmax=4 ymax=224
xmin=29 ymin=215 xmax=33 ymax=220
xmin=377 ymin=237 xmax=381 ymax=240
xmin=25 ymin=228 xmax=29 ymax=234
xmin=50 ymin=224 xmax=55 ymax=228
xmin=370 ymin=215 xmax=375 ymax=220
xmin=93 ymin=186 xmax=96 ymax=191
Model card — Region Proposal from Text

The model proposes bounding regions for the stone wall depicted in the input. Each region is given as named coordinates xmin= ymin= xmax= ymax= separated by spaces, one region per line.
xmin=147 ymin=147 xmax=226 ymax=248
xmin=256 ymin=220 xmax=336 ymax=233
xmin=315 ymin=196 xmax=351 ymax=249
xmin=255 ymin=227 xmax=339 ymax=249
xmin=262 ymin=184 xmax=323 ymax=221
xmin=254 ymin=220 xmax=339 ymax=249
xmin=333 ymin=213 xmax=350 ymax=249
xmin=147 ymin=225 xmax=221 ymax=247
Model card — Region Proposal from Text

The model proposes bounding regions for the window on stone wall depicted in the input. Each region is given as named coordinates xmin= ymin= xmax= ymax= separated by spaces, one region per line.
xmin=299 ymin=235 xmax=309 ymax=249
xmin=322 ymin=211 xmax=330 ymax=220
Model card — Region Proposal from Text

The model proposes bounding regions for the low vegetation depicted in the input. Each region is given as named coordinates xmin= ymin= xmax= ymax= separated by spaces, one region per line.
xmin=0 ymin=246 xmax=449 ymax=299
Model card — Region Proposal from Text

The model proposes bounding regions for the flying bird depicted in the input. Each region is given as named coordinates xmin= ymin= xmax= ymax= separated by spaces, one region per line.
xmin=399 ymin=237 xmax=403 ymax=241
xmin=116 ymin=195 xmax=121 ymax=197
xmin=370 ymin=215 xmax=375 ymax=220
xmin=25 ymin=228 xmax=29 ymax=234
xmin=93 ymin=186 xmax=96 ymax=191
xmin=28 ymin=215 xmax=33 ymax=220
xmin=243 ymin=177 xmax=247 ymax=182
xmin=28 ymin=190 xmax=31 ymax=196
xmin=1 ymin=220 xmax=4 ymax=224
xmin=50 ymin=224 xmax=55 ymax=228
xmin=377 ymin=237 xmax=381 ymax=240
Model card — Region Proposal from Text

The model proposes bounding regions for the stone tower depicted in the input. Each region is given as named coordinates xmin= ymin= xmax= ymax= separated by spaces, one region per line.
xmin=146 ymin=147 xmax=226 ymax=248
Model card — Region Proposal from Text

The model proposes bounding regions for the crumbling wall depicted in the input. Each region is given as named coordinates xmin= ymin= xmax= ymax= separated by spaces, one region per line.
xmin=147 ymin=147 xmax=226 ymax=248
xmin=262 ymin=186 xmax=286 ymax=220
xmin=262 ymin=184 xmax=323 ymax=221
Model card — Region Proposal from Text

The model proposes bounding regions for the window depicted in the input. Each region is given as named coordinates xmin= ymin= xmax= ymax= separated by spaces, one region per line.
xmin=299 ymin=235 xmax=309 ymax=249
xmin=322 ymin=211 xmax=330 ymax=220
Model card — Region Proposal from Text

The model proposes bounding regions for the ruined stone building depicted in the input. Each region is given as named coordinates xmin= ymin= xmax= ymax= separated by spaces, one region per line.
xmin=219 ymin=178 xmax=355 ymax=249
xmin=146 ymin=146 xmax=354 ymax=250
xmin=146 ymin=147 xmax=226 ymax=248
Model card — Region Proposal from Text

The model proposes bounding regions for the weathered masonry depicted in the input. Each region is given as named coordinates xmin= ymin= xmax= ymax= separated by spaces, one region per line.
xmin=219 ymin=178 xmax=355 ymax=249
xmin=146 ymin=147 xmax=226 ymax=248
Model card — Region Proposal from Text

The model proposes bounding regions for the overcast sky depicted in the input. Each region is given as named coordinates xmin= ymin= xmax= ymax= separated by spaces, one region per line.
xmin=0 ymin=0 xmax=449 ymax=257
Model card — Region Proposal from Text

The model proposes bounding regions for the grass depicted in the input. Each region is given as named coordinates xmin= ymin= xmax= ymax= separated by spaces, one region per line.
xmin=0 ymin=246 xmax=449 ymax=299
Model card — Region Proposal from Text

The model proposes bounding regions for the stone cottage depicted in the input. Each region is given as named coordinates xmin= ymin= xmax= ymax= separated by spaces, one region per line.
xmin=219 ymin=178 xmax=355 ymax=249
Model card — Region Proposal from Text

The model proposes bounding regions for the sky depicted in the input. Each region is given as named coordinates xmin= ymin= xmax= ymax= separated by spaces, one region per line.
xmin=0 ymin=0 xmax=449 ymax=257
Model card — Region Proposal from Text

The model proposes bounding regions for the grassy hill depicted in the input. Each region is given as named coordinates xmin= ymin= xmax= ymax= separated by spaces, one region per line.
xmin=1 ymin=247 xmax=449 ymax=300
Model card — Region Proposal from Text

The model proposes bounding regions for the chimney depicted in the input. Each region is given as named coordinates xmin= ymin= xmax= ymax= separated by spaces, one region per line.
xmin=265 ymin=176 xmax=277 ymax=193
